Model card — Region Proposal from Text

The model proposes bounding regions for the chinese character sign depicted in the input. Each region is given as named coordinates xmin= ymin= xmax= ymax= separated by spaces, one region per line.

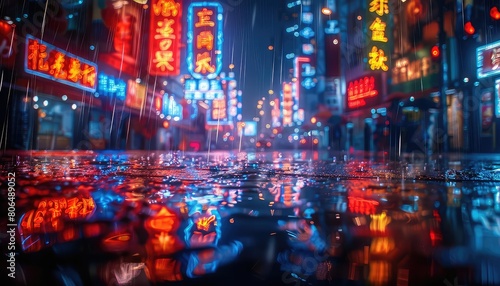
xmin=208 ymin=98 xmax=227 ymax=123
xmin=187 ymin=2 xmax=223 ymax=79
xmin=366 ymin=0 xmax=391 ymax=72
xmin=25 ymin=35 xmax=97 ymax=92
xmin=346 ymin=75 xmax=381 ymax=110
xmin=149 ymin=0 xmax=182 ymax=76
xmin=97 ymin=73 xmax=127 ymax=100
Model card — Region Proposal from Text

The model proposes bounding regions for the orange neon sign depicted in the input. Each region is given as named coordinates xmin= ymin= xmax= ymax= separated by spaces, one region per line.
xmin=210 ymin=98 xmax=227 ymax=121
xmin=25 ymin=35 xmax=97 ymax=92
xmin=149 ymin=0 xmax=181 ymax=76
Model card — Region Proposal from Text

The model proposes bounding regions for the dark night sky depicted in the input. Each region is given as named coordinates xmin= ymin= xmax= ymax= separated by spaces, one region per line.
xmin=220 ymin=0 xmax=286 ymax=121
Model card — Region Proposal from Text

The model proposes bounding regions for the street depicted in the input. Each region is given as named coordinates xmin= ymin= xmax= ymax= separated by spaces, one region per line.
xmin=1 ymin=150 xmax=499 ymax=285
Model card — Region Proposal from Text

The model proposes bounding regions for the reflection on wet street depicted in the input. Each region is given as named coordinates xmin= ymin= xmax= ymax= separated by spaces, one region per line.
xmin=1 ymin=150 xmax=500 ymax=286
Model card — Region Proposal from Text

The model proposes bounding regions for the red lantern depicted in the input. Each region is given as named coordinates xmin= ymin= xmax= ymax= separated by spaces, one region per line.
xmin=464 ymin=21 xmax=475 ymax=36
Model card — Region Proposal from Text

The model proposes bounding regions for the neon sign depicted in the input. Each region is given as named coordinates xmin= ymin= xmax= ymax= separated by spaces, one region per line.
xmin=207 ymin=98 xmax=228 ymax=124
xmin=24 ymin=35 xmax=97 ymax=92
xmin=97 ymin=73 xmax=127 ymax=100
xmin=184 ymin=78 xmax=224 ymax=100
xmin=149 ymin=0 xmax=182 ymax=76
xmin=282 ymin=82 xmax=293 ymax=127
xmin=162 ymin=94 xmax=183 ymax=118
xmin=126 ymin=80 xmax=146 ymax=109
xmin=346 ymin=75 xmax=381 ymax=109
xmin=187 ymin=2 xmax=223 ymax=79
xmin=366 ymin=0 xmax=390 ymax=72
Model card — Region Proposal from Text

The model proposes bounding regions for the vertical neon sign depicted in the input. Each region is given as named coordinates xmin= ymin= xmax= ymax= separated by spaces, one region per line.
xmin=366 ymin=0 xmax=390 ymax=72
xmin=149 ymin=0 xmax=182 ymax=76
xmin=282 ymin=82 xmax=293 ymax=127
xmin=187 ymin=2 xmax=223 ymax=79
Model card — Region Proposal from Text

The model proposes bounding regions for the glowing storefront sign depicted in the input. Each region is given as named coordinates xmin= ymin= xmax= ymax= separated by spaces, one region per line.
xmin=366 ymin=0 xmax=390 ymax=72
xmin=97 ymin=73 xmax=127 ymax=100
xmin=187 ymin=2 xmax=223 ymax=79
xmin=126 ymin=79 xmax=147 ymax=109
xmin=346 ymin=75 xmax=380 ymax=109
xmin=149 ymin=0 xmax=182 ymax=76
xmin=24 ymin=35 xmax=97 ymax=92
xmin=184 ymin=78 xmax=224 ymax=100
xmin=477 ymin=40 xmax=500 ymax=79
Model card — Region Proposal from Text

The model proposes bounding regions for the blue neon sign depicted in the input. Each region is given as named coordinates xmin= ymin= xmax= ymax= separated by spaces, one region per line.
xmin=97 ymin=73 xmax=127 ymax=100
xmin=187 ymin=2 xmax=224 ymax=79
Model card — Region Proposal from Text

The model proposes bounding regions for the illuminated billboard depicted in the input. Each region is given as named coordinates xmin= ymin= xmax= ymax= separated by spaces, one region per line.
xmin=187 ymin=2 xmax=223 ymax=79
xmin=149 ymin=0 xmax=182 ymax=76
xmin=24 ymin=35 xmax=97 ymax=92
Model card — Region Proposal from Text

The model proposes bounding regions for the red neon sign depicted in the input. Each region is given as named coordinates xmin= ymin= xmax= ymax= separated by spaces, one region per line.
xmin=149 ymin=0 xmax=182 ymax=76
xmin=282 ymin=82 xmax=293 ymax=126
xmin=346 ymin=75 xmax=379 ymax=109
xmin=24 ymin=35 xmax=97 ymax=92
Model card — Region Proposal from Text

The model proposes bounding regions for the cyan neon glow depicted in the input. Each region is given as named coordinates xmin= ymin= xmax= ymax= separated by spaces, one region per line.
xmin=186 ymin=2 xmax=223 ymax=79
xmin=162 ymin=94 xmax=183 ymax=118
xmin=477 ymin=39 xmax=500 ymax=79
xmin=97 ymin=73 xmax=126 ymax=101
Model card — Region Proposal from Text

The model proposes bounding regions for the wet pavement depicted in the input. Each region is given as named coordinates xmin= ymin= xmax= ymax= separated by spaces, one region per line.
xmin=1 ymin=150 xmax=500 ymax=286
